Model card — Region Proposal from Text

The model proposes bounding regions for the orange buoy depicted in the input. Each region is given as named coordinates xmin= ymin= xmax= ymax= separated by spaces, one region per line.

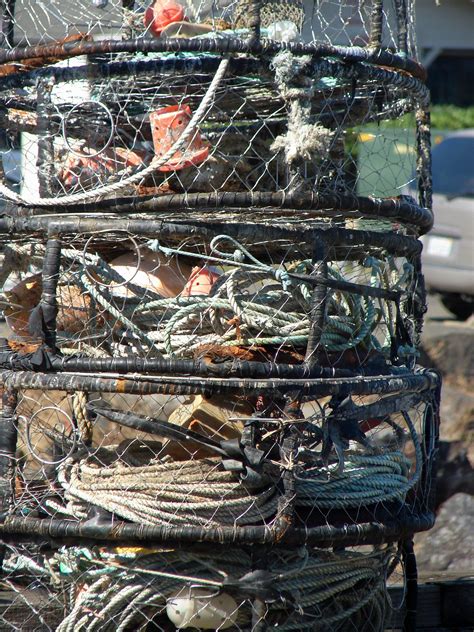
xmin=149 ymin=104 xmax=209 ymax=171
xmin=181 ymin=266 xmax=220 ymax=296
xmin=144 ymin=0 xmax=186 ymax=37
xmin=109 ymin=248 xmax=192 ymax=298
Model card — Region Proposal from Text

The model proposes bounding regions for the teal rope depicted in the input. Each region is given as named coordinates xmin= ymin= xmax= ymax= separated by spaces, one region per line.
xmin=53 ymin=242 xmax=410 ymax=358
xmin=79 ymin=272 xmax=159 ymax=352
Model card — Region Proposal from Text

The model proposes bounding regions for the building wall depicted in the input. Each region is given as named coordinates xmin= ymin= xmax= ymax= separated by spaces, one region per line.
xmin=4 ymin=0 xmax=474 ymax=106
xmin=415 ymin=0 xmax=474 ymax=54
xmin=7 ymin=1 xmax=474 ymax=52
xmin=415 ymin=1 xmax=474 ymax=105
xmin=7 ymin=0 xmax=123 ymax=45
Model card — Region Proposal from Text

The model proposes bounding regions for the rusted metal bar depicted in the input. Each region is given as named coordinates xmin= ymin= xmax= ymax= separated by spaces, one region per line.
xmin=305 ymin=238 xmax=328 ymax=367
xmin=415 ymin=107 xmax=432 ymax=211
xmin=36 ymin=78 xmax=55 ymax=198
xmin=0 ymin=512 xmax=435 ymax=547
xmin=0 ymin=37 xmax=427 ymax=81
xmin=0 ymin=387 xmax=18 ymax=570
xmin=3 ymin=190 xmax=434 ymax=232
xmin=37 ymin=236 xmax=62 ymax=350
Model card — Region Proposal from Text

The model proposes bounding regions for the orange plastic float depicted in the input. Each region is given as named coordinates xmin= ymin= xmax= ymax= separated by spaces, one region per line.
xmin=182 ymin=266 xmax=220 ymax=296
xmin=109 ymin=248 xmax=192 ymax=298
xmin=60 ymin=147 xmax=146 ymax=188
xmin=144 ymin=0 xmax=186 ymax=37
xmin=3 ymin=274 xmax=101 ymax=338
xmin=149 ymin=104 xmax=209 ymax=171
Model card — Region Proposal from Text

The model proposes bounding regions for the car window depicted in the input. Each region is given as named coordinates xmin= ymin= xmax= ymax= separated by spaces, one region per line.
xmin=432 ymin=136 xmax=474 ymax=196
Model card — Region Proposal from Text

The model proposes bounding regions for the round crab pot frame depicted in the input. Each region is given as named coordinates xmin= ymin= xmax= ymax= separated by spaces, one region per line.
xmin=0 ymin=2 xmax=430 ymax=208
xmin=0 ymin=367 xmax=440 ymax=630
xmin=1 ymin=368 xmax=439 ymax=541
xmin=0 ymin=2 xmax=437 ymax=631
xmin=0 ymin=216 xmax=428 ymax=369
xmin=1 ymin=540 xmax=408 ymax=631
xmin=0 ymin=51 xmax=430 ymax=204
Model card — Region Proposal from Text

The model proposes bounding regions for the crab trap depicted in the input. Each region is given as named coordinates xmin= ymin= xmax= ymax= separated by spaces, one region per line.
xmin=0 ymin=0 xmax=440 ymax=630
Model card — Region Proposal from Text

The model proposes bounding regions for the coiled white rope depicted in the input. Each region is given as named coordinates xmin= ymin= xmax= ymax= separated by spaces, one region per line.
xmin=55 ymin=454 xmax=278 ymax=528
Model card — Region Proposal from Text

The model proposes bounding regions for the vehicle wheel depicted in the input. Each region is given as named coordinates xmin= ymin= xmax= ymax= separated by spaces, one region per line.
xmin=440 ymin=293 xmax=474 ymax=321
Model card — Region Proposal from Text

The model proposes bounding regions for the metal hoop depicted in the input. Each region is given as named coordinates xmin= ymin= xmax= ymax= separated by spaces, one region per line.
xmin=82 ymin=230 xmax=143 ymax=289
xmin=61 ymin=100 xmax=115 ymax=159
xmin=23 ymin=408 xmax=78 ymax=466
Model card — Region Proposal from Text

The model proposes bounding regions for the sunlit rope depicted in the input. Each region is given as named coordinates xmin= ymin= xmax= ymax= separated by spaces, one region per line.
xmin=0 ymin=57 xmax=230 ymax=206
xmin=51 ymin=413 xmax=420 ymax=526
xmin=0 ymin=237 xmax=408 ymax=357
xmin=47 ymin=545 xmax=392 ymax=632
xmin=54 ymin=454 xmax=278 ymax=527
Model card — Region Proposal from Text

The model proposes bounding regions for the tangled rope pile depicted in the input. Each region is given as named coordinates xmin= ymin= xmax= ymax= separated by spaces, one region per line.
xmin=41 ymin=544 xmax=393 ymax=631
xmin=50 ymin=421 xmax=419 ymax=527
xmin=4 ymin=234 xmax=406 ymax=359
xmin=0 ymin=233 xmax=414 ymax=361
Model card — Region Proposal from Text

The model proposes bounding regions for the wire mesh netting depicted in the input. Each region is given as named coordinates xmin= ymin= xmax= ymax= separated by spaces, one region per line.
xmin=1 ymin=226 xmax=427 ymax=364
xmin=0 ymin=49 xmax=426 ymax=200
xmin=0 ymin=0 xmax=427 ymax=204
xmin=3 ymin=541 xmax=399 ymax=631
xmin=1 ymin=375 xmax=438 ymax=630
xmin=2 ymin=1 xmax=418 ymax=50
xmin=11 ymin=386 xmax=435 ymax=523
xmin=0 ymin=0 xmax=439 ymax=630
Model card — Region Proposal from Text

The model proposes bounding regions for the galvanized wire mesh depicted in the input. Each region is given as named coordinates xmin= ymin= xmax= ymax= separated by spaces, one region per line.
xmin=0 ymin=1 xmax=438 ymax=630
xmin=1 ymin=226 xmax=426 ymax=365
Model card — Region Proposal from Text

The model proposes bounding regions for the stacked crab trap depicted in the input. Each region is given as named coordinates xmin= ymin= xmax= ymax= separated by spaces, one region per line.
xmin=0 ymin=0 xmax=440 ymax=630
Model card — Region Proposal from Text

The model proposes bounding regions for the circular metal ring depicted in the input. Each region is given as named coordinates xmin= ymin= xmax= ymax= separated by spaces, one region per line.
xmin=82 ymin=230 xmax=142 ymax=288
xmin=23 ymin=407 xmax=78 ymax=466
xmin=61 ymin=100 xmax=115 ymax=159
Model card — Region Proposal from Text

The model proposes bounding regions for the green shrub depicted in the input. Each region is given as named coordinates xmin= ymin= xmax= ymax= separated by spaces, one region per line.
xmin=368 ymin=105 xmax=474 ymax=130
xmin=430 ymin=105 xmax=474 ymax=130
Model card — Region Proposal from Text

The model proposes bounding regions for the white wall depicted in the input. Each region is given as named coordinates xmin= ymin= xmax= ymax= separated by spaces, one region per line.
xmin=11 ymin=0 xmax=123 ymax=45
xmin=8 ymin=0 xmax=474 ymax=52
xmin=415 ymin=0 xmax=474 ymax=51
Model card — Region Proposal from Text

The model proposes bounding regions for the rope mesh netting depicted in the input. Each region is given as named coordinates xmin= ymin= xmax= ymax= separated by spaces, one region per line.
xmin=0 ymin=1 xmax=439 ymax=630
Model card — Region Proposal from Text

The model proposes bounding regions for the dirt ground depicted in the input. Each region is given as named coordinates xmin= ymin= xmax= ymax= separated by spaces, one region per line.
xmin=415 ymin=296 xmax=474 ymax=573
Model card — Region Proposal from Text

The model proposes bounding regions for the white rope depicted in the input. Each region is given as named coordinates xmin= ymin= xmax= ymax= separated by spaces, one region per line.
xmin=53 ymin=423 xmax=420 ymax=527
xmin=56 ymin=453 xmax=278 ymax=528
xmin=0 ymin=58 xmax=229 ymax=207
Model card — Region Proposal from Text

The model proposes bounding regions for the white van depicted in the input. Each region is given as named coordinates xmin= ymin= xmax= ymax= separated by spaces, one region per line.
xmin=411 ymin=130 xmax=474 ymax=320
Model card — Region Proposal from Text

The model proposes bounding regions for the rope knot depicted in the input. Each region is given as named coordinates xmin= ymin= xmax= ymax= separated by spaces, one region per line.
xmin=275 ymin=268 xmax=291 ymax=290
xmin=233 ymin=249 xmax=245 ymax=263
xmin=147 ymin=239 xmax=160 ymax=252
